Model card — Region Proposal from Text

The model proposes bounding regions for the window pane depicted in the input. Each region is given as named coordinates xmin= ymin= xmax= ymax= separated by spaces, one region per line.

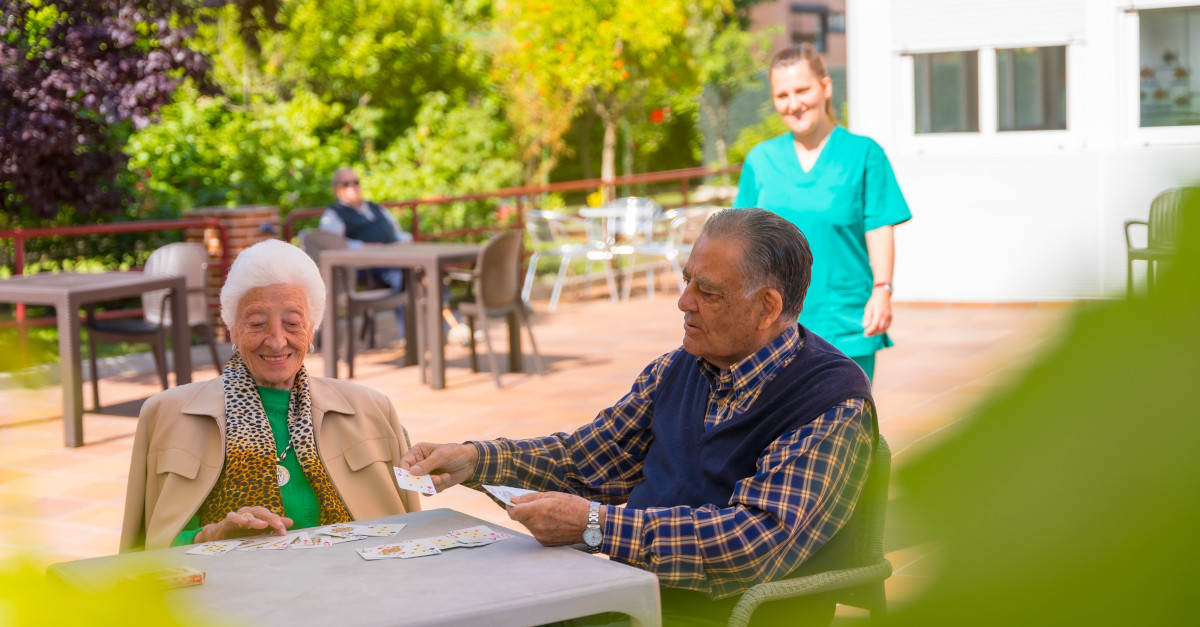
xmin=915 ymin=51 xmax=979 ymax=133
xmin=789 ymin=9 xmax=827 ymax=52
xmin=1140 ymin=7 xmax=1200 ymax=127
xmin=997 ymin=46 xmax=1067 ymax=131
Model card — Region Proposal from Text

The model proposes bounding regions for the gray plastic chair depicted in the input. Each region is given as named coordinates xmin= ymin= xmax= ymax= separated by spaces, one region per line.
xmin=85 ymin=242 xmax=221 ymax=410
xmin=727 ymin=436 xmax=893 ymax=627
xmin=453 ymin=231 xmax=546 ymax=388
xmin=298 ymin=229 xmax=411 ymax=378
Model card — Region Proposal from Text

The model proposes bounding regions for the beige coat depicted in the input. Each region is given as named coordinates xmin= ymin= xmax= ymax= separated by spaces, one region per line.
xmin=120 ymin=375 xmax=421 ymax=551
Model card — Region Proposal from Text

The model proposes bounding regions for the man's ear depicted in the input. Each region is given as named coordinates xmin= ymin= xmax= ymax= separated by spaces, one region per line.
xmin=757 ymin=287 xmax=784 ymax=331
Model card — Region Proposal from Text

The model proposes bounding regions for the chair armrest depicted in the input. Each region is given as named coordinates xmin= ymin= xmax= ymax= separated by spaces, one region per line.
xmin=1125 ymin=220 xmax=1148 ymax=251
xmin=727 ymin=559 xmax=892 ymax=627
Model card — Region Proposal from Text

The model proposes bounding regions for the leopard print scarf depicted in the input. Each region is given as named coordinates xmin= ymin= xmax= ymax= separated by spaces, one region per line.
xmin=198 ymin=353 xmax=352 ymax=526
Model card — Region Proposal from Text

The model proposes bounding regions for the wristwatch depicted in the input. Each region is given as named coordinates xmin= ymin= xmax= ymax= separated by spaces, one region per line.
xmin=582 ymin=501 xmax=603 ymax=553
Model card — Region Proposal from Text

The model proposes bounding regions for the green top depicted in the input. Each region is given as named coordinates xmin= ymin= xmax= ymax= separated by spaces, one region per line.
xmin=171 ymin=386 xmax=322 ymax=545
xmin=734 ymin=126 xmax=912 ymax=358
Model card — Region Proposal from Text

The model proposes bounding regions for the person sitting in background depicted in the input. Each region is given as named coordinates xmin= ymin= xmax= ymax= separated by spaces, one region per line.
xmin=321 ymin=166 xmax=411 ymax=333
xmin=120 ymin=239 xmax=420 ymax=551
xmin=402 ymin=209 xmax=876 ymax=626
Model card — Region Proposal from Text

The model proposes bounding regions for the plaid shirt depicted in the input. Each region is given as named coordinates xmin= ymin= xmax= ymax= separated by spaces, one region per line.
xmin=471 ymin=325 xmax=874 ymax=598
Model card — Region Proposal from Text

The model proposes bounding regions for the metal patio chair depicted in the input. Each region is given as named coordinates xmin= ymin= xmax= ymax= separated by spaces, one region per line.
xmin=522 ymin=209 xmax=618 ymax=312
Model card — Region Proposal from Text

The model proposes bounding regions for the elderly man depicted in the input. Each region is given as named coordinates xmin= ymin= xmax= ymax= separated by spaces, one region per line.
xmin=403 ymin=209 xmax=876 ymax=625
xmin=320 ymin=166 xmax=412 ymax=333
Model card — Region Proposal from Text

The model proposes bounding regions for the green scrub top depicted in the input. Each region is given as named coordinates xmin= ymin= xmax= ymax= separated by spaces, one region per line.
xmin=734 ymin=127 xmax=911 ymax=358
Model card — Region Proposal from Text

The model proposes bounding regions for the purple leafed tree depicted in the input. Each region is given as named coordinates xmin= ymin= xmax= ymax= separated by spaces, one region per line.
xmin=0 ymin=0 xmax=211 ymax=221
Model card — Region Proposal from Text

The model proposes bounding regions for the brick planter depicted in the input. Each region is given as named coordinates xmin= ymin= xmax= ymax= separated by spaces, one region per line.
xmin=184 ymin=205 xmax=281 ymax=337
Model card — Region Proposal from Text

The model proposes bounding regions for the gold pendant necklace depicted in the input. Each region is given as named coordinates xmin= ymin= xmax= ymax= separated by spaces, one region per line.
xmin=276 ymin=443 xmax=294 ymax=487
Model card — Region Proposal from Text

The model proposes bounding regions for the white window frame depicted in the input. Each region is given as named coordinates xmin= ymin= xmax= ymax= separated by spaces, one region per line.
xmin=897 ymin=41 xmax=1082 ymax=156
xmin=1121 ymin=1 xmax=1200 ymax=147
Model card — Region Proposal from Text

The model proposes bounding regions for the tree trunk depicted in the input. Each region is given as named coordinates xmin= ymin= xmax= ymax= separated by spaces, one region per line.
xmin=601 ymin=115 xmax=617 ymax=201
xmin=580 ymin=113 xmax=595 ymax=180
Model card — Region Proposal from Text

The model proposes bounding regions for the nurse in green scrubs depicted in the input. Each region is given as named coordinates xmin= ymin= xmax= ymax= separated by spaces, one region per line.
xmin=734 ymin=44 xmax=911 ymax=381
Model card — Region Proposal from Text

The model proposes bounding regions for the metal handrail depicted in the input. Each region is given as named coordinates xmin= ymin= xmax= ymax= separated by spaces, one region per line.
xmin=283 ymin=164 xmax=742 ymax=240
xmin=0 ymin=217 xmax=231 ymax=331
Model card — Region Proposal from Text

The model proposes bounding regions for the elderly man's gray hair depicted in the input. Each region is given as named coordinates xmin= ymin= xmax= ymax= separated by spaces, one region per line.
xmin=220 ymin=239 xmax=327 ymax=330
xmin=701 ymin=208 xmax=812 ymax=320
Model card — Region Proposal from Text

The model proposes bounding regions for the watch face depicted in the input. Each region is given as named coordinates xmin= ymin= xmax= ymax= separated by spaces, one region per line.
xmin=583 ymin=527 xmax=603 ymax=548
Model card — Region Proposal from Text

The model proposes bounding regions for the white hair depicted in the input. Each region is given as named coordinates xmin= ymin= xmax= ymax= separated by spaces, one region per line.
xmin=220 ymin=239 xmax=326 ymax=331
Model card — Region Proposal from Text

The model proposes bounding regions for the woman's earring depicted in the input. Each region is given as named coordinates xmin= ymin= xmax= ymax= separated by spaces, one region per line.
xmin=309 ymin=343 xmax=316 ymax=354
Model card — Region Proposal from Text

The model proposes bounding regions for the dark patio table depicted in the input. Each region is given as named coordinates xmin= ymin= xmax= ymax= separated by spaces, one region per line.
xmin=320 ymin=243 xmax=525 ymax=389
xmin=0 ymin=271 xmax=192 ymax=447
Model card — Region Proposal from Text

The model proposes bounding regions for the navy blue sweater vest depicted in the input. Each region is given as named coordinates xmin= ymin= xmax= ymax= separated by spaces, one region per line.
xmin=626 ymin=326 xmax=875 ymax=576
xmin=330 ymin=202 xmax=397 ymax=244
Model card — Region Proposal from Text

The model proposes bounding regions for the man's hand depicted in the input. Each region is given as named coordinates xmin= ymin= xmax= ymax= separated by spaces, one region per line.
xmin=401 ymin=442 xmax=479 ymax=492
xmin=196 ymin=506 xmax=293 ymax=543
xmin=507 ymin=492 xmax=598 ymax=547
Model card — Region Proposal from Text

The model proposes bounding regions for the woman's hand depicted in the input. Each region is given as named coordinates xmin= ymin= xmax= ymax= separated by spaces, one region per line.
xmin=195 ymin=506 xmax=293 ymax=543
xmin=862 ymin=287 xmax=892 ymax=337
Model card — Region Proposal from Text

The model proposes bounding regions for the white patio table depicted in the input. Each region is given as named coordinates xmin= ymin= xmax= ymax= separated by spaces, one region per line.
xmin=47 ymin=508 xmax=662 ymax=627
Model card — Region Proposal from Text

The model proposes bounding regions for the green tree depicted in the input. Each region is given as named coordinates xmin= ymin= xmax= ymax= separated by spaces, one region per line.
xmin=495 ymin=0 xmax=728 ymax=196
xmin=367 ymin=91 xmax=521 ymax=235
xmin=125 ymin=0 xmax=512 ymax=230
xmin=125 ymin=84 xmax=356 ymax=213
xmin=694 ymin=23 xmax=774 ymax=178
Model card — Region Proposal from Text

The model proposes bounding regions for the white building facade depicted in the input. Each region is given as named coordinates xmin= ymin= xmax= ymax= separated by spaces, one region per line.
xmin=846 ymin=0 xmax=1200 ymax=301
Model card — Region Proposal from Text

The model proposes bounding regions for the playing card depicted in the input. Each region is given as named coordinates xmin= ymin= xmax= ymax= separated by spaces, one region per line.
xmin=185 ymin=540 xmax=241 ymax=555
xmin=255 ymin=533 xmax=303 ymax=550
xmin=360 ymin=523 xmax=406 ymax=537
xmin=393 ymin=467 xmax=437 ymax=496
xmin=446 ymin=525 xmax=513 ymax=546
xmin=317 ymin=523 xmax=361 ymax=538
xmin=482 ymin=485 xmax=538 ymax=507
xmin=293 ymin=532 xmax=335 ymax=549
xmin=233 ymin=535 xmax=284 ymax=551
xmin=419 ymin=535 xmax=464 ymax=550
xmin=356 ymin=542 xmax=408 ymax=561
xmin=327 ymin=534 xmax=368 ymax=544
xmin=394 ymin=540 xmax=442 ymax=559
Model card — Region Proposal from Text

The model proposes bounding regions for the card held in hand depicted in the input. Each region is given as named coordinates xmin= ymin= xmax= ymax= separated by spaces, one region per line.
xmin=481 ymin=484 xmax=538 ymax=507
xmin=393 ymin=466 xmax=437 ymax=496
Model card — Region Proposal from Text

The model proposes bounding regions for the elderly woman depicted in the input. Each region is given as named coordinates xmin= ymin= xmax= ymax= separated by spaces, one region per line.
xmin=120 ymin=239 xmax=419 ymax=551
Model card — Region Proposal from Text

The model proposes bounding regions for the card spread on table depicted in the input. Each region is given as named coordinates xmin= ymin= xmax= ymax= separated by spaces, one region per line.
xmin=393 ymin=467 xmax=437 ymax=496
xmin=318 ymin=523 xmax=361 ymax=538
xmin=186 ymin=540 xmax=241 ymax=556
xmin=293 ymin=532 xmax=336 ymax=549
xmin=446 ymin=525 xmax=514 ymax=546
xmin=360 ymin=523 xmax=406 ymax=537
xmin=355 ymin=540 xmax=441 ymax=560
xmin=482 ymin=485 xmax=538 ymax=507
xmin=254 ymin=534 xmax=303 ymax=550
xmin=420 ymin=535 xmax=464 ymax=550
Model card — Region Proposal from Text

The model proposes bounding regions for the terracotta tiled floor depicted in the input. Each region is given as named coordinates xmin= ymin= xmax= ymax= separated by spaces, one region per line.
xmin=0 ymin=290 xmax=1074 ymax=614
